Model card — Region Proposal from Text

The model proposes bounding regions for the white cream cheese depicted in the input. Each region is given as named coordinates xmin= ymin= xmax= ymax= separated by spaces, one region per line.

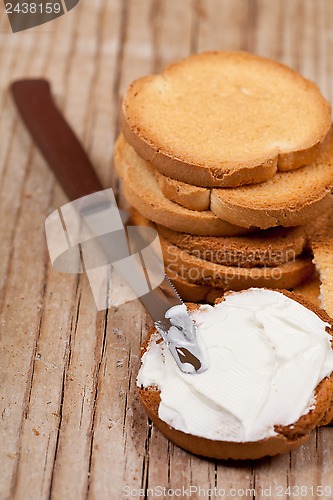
xmin=137 ymin=288 xmax=333 ymax=442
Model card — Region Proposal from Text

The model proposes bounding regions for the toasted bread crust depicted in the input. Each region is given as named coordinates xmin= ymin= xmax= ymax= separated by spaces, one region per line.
xmin=155 ymin=171 xmax=210 ymax=211
xmin=211 ymin=191 xmax=333 ymax=229
xmin=114 ymin=134 xmax=254 ymax=236
xmin=121 ymin=134 xmax=333 ymax=229
xmin=158 ymin=224 xmax=307 ymax=268
xmin=169 ymin=269 xmax=322 ymax=306
xmin=169 ymin=272 xmax=215 ymax=302
xmin=161 ymin=236 xmax=314 ymax=290
xmin=138 ymin=292 xmax=333 ymax=459
xmin=292 ymin=272 xmax=321 ymax=308
xmin=129 ymin=206 xmax=308 ymax=268
xmin=305 ymin=196 xmax=333 ymax=320
xmin=127 ymin=207 xmax=321 ymax=303
xmin=138 ymin=387 xmax=310 ymax=459
xmin=123 ymin=51 xmax=331 ymax=188
xmin=210 ymin=133 xmax=333 ymax=228
xmin=122 ymin=115 xmax=280 ymax=188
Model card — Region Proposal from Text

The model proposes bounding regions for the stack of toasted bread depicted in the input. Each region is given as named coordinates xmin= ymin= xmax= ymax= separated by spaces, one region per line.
xmin=114 ymin=51 xmax=333 ymax=314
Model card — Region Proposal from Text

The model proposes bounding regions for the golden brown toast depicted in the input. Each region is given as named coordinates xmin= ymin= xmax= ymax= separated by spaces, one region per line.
xmin=158 ymin=224 xmax=307 ymax=268
xmin=114 ymin=134 xmax=254 ymax=236
xmin=121 ymin=133 xmax=333 ymax=229
xmin=122 ymin=51 xmax=331 ymax=188
xmin=161 ymin=236 xmax=314 ymax=291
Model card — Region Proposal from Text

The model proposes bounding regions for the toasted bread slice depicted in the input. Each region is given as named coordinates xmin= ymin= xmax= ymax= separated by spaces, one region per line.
xmin=122 ymin=51 xmax=331 ymax=188
xmin=114 ymin=134 xmax=253 ymax=236
xmin=138 ymin=292 xmax=333 ymax=459
xmin=161 ymin=237 xmax=314 ymax=290
xmin=171 ymin=269 xmax=322 ymax=307
xmin=168 ymin=271 xmax=216 ymax=303
xmin=292 ymin=272 xmax=321 ymax=309
xmin=311 ymin=228 xmax=333 ymax=319
xmin=158 ymin=224 xmax=306 ymax=268
xmin=128 ymin=205 xmax=306 ymax=268
xmin=128 ymin=208 xmax=317 ymax=302
xmin=125 ymin=134 xmax=333 ymax=229
xmin=210 ymin=132 xmax=333 ymax=228
xmin=303 ymin=196 xmax=333 ymax=318
xmin=155 ymin=172 xmax=210 ymax=211
xmin=139 ymin=384 xmax=310 ymax=459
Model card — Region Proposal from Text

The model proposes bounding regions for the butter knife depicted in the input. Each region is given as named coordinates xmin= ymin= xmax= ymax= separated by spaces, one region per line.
xmin=11 ymin=79 xmax=207 ymax=374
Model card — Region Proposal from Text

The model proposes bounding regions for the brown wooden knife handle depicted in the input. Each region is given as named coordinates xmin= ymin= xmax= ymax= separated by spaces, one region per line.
xmin=11 ymin=79 xmax=103 ymax=201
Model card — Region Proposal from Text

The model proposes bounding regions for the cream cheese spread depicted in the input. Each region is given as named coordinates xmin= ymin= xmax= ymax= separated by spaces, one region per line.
xmin=137 ymin=288 xmax=333 ymax=442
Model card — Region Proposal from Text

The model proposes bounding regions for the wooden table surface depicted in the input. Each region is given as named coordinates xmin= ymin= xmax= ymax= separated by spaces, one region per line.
xmin=1 ymin=1 xmax=333 ymax=499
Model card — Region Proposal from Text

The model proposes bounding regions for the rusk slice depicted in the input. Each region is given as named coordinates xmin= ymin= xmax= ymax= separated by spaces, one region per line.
xmin=169 ymin=271 xmax=221 ymax=303
xmin=310 ymin=213 xmax=333 ymax=319
xmin=128 ymin=208 xmax=317 ymax=303
xmin=158 ymin=225 xmax=306 ymax=267
xmin=161 ymin=237 xmax=314 ymax=291
xmin=128 ymin=206 xmax=156 ymax=228
xmin=114 ymin=135 xmax=253 ymax=236
xmin=292 ymin=272 xmax=321 ymax=309
xmin=139 ymin=383 xmax=308 ymax=459
xmin=127 ymin=136 xmax=333 ymax=228
xmin=155 ymin=172 xmax=210 ymax=211
xmin=171 ymin=269 xmax=321 ymax=307
xmin=210 ymin=132 xmax=333 ymax=229
xmin=138 ymin=294 xmax=333 ymax=459
xmin=122 ymin=51 xmax=331 ymax=188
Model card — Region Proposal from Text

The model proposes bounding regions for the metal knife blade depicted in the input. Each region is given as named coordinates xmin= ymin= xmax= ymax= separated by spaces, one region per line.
xmin=139 ymin=275 xmax=207 ymax=373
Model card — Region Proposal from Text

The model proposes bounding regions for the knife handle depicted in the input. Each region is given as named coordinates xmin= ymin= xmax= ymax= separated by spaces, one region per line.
xmin=11 ymin=79 xmax=103 ymax=201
